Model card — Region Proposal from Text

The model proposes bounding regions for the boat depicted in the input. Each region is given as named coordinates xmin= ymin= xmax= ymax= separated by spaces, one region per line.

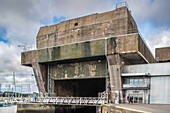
xmin=0 ymin=100 xmax=13 ymax=107
xmin=0 ymin=102 xmax=4 ymax=106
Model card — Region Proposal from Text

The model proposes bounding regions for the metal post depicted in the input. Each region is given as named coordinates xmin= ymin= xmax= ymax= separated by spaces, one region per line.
xmin=8 ymin=84 xmax=10 ymax=100
xmin=109 ymin=106 xmax=111 ymax=113
xmin=0 ymin=83 xmax=1 ymax=93
xmin=48 ymin=65 xmax=52 ymax=94
xmin=96 ymin=106 xmax=98 ymax=113
xmin=28 ymin=84 xmax=31 ymax=102
xmin=13 ymin=72 xmax=16 ymax=99
xmin=47 ymin=65 xmax=50 ymax=94
xmin=105 ymin=38 xmax=109 ymax=92
xmin=21 ymin=85 xmax=22 ymax=99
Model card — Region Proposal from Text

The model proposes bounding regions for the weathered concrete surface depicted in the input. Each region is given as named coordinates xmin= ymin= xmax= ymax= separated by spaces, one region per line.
xmin=155 ymin=47 xmax=170 ymax=62
xmin=21 ymin=34 xmax=155 ymax=65
xmin=107 ymin=54 xmax=124 ymax=103
xmin=22 ymin=39 xmax=105 ymax=65
xmin=138 ymin=35 xmax=155 ymax=63
xmin=38 ymin=39 xmax=105 ymax=63
xmin=21 ymin=50 xmax=38 ymax=66
xmin=36 ymin=7 xmax=138 ymax=49
xmin=51 ymin=59 xmax=106 ymax=79
xmin=99 ymin=104 xmax=170 ymax=113
xmin=32 ymin=63 xmax=47 ymax=92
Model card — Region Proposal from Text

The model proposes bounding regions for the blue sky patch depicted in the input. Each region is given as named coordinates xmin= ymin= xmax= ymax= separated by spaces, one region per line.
xmin=0 ymin=27 xmax=8 ymax=43
xmin=40 ymin=18 xmax=50 ymax=26
xmin=40 ymin=16 xmax=66 ymax=26
xmin=138 ymin=20 xmax=162 ymax=38
xmin=53 ymin=16 xmax=66 ymax=24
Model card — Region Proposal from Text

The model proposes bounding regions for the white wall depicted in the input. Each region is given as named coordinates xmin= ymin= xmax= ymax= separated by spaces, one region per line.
xmin=150 ymin=76 xmax=170 ymax=104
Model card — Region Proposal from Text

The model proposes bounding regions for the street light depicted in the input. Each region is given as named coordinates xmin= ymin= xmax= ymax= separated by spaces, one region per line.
xmin=18 ymin=45 xmax=26 ymax=51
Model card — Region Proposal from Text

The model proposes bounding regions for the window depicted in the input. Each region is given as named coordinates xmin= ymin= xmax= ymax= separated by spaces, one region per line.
xmin=139 ymin=79 xmax=143 ymax=84
xmin=74 ymin=22 xmax=78 ymax=26
xmin=130 ymin=79 xmax=133 ymax=84
xmin=129 ymin=78 xmax=144 ymax=84
xmin=134 ymin=79 xmax=138 ymax=84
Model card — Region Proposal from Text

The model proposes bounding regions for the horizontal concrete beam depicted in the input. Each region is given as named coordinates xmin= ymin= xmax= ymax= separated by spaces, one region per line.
xmin=21 ymin=34 xmax=155 ymax=65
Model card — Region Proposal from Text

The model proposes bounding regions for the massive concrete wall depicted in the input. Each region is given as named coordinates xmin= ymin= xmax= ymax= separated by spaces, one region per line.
xmin=155 ymin=47 xmax=170 ymax=62
xmin=51 ymin=59 xmax=106 ymax=79
xmin=38 ymin=39 xmax=105 ymax=63
xmin=107 ymin=34 xmax=138 ymax=55
xmin=138 ymin=35 xmax=155 ymax=63
xmin=21 ymin=34 xmax=155 ymax=65
xmin=21 ymin=50 xmax=38 ymax=65
xmin=36 ymin=7 xmax=138 ymax=49
xmin=22 ymin=39 xmax=105 ymax=65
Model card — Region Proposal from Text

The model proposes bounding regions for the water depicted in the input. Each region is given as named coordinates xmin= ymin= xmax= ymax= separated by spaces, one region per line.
xmin=0 ymin=105 xmax=17 ymax=113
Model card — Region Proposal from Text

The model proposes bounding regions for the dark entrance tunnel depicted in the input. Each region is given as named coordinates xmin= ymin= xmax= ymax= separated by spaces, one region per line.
xmin=54 ymin=78 xmax=106 ymax=97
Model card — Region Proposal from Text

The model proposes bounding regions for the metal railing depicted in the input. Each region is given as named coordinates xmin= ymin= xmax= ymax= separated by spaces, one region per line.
xmin=116 ymin=2 xmax=129 ymax=9
xmin=38 ymin=92 xmax=108 ymax=105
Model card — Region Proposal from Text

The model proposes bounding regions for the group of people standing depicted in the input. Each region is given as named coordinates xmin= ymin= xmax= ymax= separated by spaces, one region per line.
xmin=127 ymin=95 xmax=133 ymax=104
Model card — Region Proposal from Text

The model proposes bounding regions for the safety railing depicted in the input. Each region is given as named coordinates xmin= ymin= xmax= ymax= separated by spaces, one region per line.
xmin=116 ymin=2 xmax=129 ymax=9
xmin=38 ymin=92 xmax=108 ymax=105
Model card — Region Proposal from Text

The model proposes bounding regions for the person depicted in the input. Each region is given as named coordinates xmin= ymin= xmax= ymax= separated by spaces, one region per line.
xmin=130 ymin=96 xmax=133 ymax=104
xmin=127 ymin=95 xmax=130 ymax=104
xmin=35 ymin=95 xmax=37 ymax=102
xmin=33 ymin=95 xmax=35 ymax=102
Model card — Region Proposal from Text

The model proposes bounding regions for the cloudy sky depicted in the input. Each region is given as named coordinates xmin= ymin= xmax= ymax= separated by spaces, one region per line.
xmin=0 ymin=0 xmax=170 ymax=93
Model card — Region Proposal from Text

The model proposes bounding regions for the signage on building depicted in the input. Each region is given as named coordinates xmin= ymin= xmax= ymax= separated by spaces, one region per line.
xmin=133 ymin=91 xmax=140 ymax=93
xmin=128 ymin=90 xmax=143 ymax=94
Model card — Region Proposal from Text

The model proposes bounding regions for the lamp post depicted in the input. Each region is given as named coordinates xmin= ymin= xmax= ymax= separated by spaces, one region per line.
xmin=18 ymin=45 xmax=26 ymax=51
xmin=13 ymin=72 xmax=16 ymax=99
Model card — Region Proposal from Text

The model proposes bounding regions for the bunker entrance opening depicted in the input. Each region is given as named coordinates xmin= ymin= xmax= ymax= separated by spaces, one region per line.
xmin=54 ymin=78 xmax=106 ymax=97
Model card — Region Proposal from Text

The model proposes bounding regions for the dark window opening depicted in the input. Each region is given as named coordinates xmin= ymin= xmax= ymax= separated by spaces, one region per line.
xmin=74 ymin=23 xmax=78 ymax=26
xmin=54 ymin=78 xmax=105 ymax=97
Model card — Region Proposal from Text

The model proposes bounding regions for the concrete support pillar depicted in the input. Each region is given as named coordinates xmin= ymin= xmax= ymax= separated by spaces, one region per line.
xmin=32 ymin=63 xmax=47 ymax=96
xmin=107 ymin=54 xmax=124 ymax=103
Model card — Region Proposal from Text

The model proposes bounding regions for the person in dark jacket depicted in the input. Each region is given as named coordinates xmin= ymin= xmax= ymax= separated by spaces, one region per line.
xmin=127 ymin=95 xmax=130 ymax=104
xmin=130 ymin=96 xmax=133 ymax=104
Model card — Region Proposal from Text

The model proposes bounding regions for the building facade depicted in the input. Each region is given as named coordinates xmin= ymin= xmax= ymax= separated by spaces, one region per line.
xmin=123 ymin=62 xmax=170 ymax=104
xmin=20 ymin=5 xmax=170 ymax=104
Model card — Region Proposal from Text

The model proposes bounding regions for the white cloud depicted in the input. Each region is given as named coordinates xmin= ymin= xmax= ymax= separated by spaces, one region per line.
xmin=0 ymin=42 xmax=31 ymax=72
xmin=126 ymin=0 xmax=170 ymax=25
xmin=146 ymin=29 xmax=170 ymax=56
xmin=0 ymin=41 xmax=36 ymax=92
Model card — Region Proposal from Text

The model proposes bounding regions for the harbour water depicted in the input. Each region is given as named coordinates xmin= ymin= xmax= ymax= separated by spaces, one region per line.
xmin=0 ymin=105 xmax=17 ymax=113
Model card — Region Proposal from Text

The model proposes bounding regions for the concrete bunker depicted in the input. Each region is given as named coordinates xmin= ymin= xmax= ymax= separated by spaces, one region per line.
xmin=49 ymin=57 xmax=107 ymax=97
